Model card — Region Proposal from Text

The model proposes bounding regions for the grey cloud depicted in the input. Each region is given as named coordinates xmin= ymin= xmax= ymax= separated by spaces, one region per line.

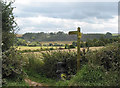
xmin=15 ymin=2 xmax=118 ymax=20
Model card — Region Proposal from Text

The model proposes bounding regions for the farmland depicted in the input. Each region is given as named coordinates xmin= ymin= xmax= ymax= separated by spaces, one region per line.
xmin=17 ymin=45 xmax=103 ymax=52
xmin=17 ymin=46 xmax=65 ymax=51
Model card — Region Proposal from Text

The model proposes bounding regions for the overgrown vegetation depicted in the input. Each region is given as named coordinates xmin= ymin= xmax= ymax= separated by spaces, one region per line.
xmin=23 ymin=42 xmax=119 ymax=86
xmin=56 ymin=42 xmax=120 ymax=86
xmin=2 ymin=48 xmax=25 ymax=86
xmin=2 ymin=1 xmax=19 ymax=52
xmin=1 ymin=1 xmax=27 ymax=86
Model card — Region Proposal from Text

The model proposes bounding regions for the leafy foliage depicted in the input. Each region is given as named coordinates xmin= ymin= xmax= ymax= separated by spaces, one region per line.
xmin=2 ymin=48 xmax=25 ymax=85
xmin=86 ymin=42 xmax=120 ymax=72
xmin=20 ymin=32 xmax=114 ymax=42
xmin=25 ymin=49 xmax=88 ymax=79
xmin=57 ymin=64 xmax=119 ymax=86
xmin=2 ymin=1 xmax=19 ymax=51
xmin=56 ymin=43 xmax=120 ymax=86
xmin=1 ymin=1 xmax=25 ymax=86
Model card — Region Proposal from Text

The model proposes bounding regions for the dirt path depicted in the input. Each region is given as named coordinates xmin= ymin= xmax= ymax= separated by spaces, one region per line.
xmin=25 ymin=78 xmax=48 ymax=87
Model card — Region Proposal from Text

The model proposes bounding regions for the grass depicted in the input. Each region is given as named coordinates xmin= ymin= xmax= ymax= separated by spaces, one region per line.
xmin=24 ymin=69 xmax=56 ymax=86
xmin=3 ymin=79 xmax=29 ymax=87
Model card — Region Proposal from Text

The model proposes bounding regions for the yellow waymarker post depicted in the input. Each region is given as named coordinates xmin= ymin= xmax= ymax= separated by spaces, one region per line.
xmin=69 ymin=27 xmax=82 ymax=72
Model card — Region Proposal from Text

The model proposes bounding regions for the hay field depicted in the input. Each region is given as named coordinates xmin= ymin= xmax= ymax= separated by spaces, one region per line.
xmin=17 ymin=46 xmax=65 ymax=51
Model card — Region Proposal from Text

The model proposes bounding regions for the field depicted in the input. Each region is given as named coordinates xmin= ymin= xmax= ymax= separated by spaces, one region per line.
xmin=40 ymin=41 xmax=73 ymax=44
xmin=112 ymin=33 xmax=118 ymax=36
xmin=17 ymin=45 xmax=103 ymax=51
xmin=17 ymin=46 xmax=65 ymax=51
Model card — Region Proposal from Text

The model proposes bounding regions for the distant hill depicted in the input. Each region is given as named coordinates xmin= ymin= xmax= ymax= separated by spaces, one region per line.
xmin=16 ymin=32 xmax=113 ymax=42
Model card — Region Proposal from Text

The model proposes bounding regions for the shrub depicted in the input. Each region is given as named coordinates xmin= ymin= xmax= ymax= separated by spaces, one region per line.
xmin=49 ymin=48 xmax=54 ymax=50
xmin=25 ymin=49 xmax=88 ymax=79
xmin=65 ymin=44 xmax=69 ymax=49
xmin=68 ymin=45 xmax=75 ymax=49
xmin=68 ymin=64 xmax=119 ymax=86
xmin=2 ymin=48 xmax=25 ymax=85
xmin=86 ymin=42 xmax=120 ymax=72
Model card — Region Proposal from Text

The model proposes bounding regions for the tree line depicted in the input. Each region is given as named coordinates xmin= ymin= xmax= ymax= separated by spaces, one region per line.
xmin=18 ymin=32 xmax=115 ymax=42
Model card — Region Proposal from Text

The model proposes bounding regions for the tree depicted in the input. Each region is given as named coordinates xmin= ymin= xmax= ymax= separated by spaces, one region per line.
xmin=57 ymin=31 xmax=64 ymax=35
xmin=2 ymin=1 xmax=19 ymax=51
xmin=105 ymin=32 xmax=112 ymax=39
xmin=72 ymin=41 xmax=77 ymax=46
xmin=17 ymin=38 xmax=27 ymax=46
xmin=1 ymin=1 xmax=24 ymax=84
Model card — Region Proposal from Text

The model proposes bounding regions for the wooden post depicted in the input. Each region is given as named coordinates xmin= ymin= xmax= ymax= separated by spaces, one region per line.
xmin=69 ymin=27 xmax=82 ymax=72
xmin=77 ymin=27 xmax=81 ymax=71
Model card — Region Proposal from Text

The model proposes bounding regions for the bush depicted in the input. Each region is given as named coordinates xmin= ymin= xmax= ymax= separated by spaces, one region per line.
xmin=25 ymin=49 xmax=89 ymax=79
xmin=86 ymin=42 xmax=120 ymax=72
xmin=65 ymin=44 xmax=69 ymax=49
xmin=38 ymin=51 xmax=77 ymax=78
xmin=2 ymin=48 xmax=25 ymax=85
xmin=56 ymin=43 xmax=120 ymax=86
xmin=49 ymin=48 xmax=54 ymax=50
xmin=68 ymin=64 xmax=119 ymax=86
xmin=68 ymin=45 xmax=75 ymax=49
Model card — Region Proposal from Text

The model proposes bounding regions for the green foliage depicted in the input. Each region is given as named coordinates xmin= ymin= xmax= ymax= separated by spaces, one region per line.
xmin=65 ymin=44 xmax=69 ymax=49
xmin=22 ymin=42 xmax=119 ymax=86
xmin=65 ymin=44 xmax=76 ymax=49
xmin=25 ymin=54 xmax=44 ymax=73
xmin=18 ymin=47 xmax=55 ymax=53
xmin=86 ymin=42 xmax=120 ymax=71
xmin=2 ymin=48 xmax=25 ymax=85
xmin=28 ymin=41 xmax=40 ymax=47
xmin=49 ymin=48 xmax=54 ymax=50
xmin=58 ymin=64 xmax=119 ymax=86
xmin=85 ymin=37 xmax=118 ymax=47
xmin=25 ymin=50 xmax=88 ymax=79
xmin=2 ymin=79 xmax=29 ymax=87
xmin=16 ymin=38 xmax=27 ymax=46
xmin=72 ymin=41 xmax=77 ymax=46
xmin=1 ymin=1 xmax=26 ymax=86
xmin=56 ymin=43 xmax=119 ymax=86
xmin=25 ymin=69 xmax=56 ymax=86
xmin=21 ymin=32 xmax=113 ymax=42
xmin=68 ymin=45 xmax=75 ymax=49
xmin=2 ymin=1 xmax=19 ymax=51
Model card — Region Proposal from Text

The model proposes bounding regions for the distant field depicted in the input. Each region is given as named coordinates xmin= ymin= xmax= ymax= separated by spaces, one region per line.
xmin=22 ymin=46 xmax=104 ymax=55
xmin=17 ymin=46 xmax=65 ymax=51
xmin=112 ymin=33 xmax=118 ymax=36
xmin=40 ymin=41 xmax=73 ymax=44
xmin=16 ymin=34 xmax=23 ymax=37
xmin=19 ymin=46 xmax=103 ymax=55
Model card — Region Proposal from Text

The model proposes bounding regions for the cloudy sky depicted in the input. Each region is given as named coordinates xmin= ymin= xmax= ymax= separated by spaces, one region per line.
xmin=13 ymin=0 xmax=119 ymax=34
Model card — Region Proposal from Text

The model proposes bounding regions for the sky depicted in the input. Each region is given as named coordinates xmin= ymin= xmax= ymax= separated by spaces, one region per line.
xmin=12 ymin=0 xmax=119 ymax=34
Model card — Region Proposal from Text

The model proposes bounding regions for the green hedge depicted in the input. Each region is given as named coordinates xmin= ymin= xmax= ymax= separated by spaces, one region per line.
xmin=25 ymin=49 xmax=88 ymax=79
